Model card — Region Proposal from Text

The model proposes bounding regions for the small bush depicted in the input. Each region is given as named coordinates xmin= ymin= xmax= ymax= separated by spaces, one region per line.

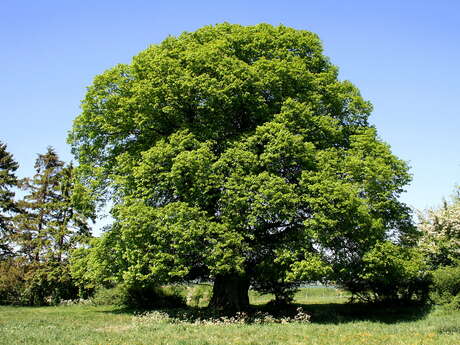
xmin=91 ymin=286 xmax=125 ymax=305
xmin=92 ymin=284 xmax=186 ymax=309
xmin=123 ymin=284 xmax=186 ymax=309
xmin=0 ymin=259 xmax=26 ymax=305
xmin=349 ymin=241 xmax=431 ymax=304
xmin=23 ymin=264 xmax=80 ymax=306
xmin=431 ymin=264 xmax=460 ymax=308
xmin=0 ymin=259 xmax=79 ymax=306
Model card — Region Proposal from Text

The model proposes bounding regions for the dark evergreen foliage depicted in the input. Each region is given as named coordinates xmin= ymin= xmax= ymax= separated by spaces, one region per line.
xmin=0 ymin=141 xmax=20 ymax=259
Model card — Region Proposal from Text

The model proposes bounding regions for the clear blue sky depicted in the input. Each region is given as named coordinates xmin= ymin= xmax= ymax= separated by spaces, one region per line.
xmin=1 ymin=1 xmax=459 ymax=228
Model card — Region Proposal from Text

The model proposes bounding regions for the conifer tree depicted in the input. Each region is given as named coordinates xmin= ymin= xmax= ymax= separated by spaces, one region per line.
xmin=0 ymin=141 xmax=20 ymax=259
xmin=15 ymin=147 xmax=64 ymax=262
xmin=15 ymin=147 xmax=92 ymax=263
xmin=8 ymin=147 xmax=94 ymax=304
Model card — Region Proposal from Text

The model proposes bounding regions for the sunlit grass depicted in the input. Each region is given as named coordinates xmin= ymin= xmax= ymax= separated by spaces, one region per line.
xmin=1 ymin=288 xmax=459 ymax=345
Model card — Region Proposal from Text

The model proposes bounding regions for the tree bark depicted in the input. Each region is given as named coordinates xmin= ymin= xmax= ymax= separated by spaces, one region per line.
xmin=208 ymin=274 xmax=250 ymax=311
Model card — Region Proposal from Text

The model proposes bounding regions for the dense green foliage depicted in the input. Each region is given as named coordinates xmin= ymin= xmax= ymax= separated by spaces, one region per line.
xmin=89 ymin=284 xmax=186 ymax=309
xmin=68 ymin=23 xmax=416 ymax=309
xmin=431 ymin=264 xmax=460 ymax=309
xmin=350 ymin=241 xmax=430 ymax=304
xmin=0 ymin=142 xmax=20 ymax=259
xmin=14 ymin=148 xmax=92 ymax=263
xmin=1 ymin=23 xmax=458 ymax=313
xmin=0 ymin=148 xmax=94 ymax=305
xmin=0 ymin=258 xmax=27 ymax=304
xmin=416 ymin=189 xmax=460 ymax=308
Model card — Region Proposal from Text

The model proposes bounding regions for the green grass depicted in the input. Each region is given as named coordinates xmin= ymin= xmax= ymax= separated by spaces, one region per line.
xmin=1 ymin=288 xmax=460 ymax=345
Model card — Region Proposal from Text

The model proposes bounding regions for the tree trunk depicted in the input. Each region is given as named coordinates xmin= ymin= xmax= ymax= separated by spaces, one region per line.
xmin=208 ymin=274 xmax=250 ymax=311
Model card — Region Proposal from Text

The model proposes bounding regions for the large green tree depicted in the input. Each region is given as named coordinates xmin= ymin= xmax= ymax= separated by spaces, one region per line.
xmin=69 ymin=23 xmax=414 ymax=310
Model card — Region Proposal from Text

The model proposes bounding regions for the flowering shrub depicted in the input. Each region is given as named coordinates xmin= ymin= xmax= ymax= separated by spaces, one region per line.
xmin=132 ymin=307 xmax=311 ymax=325
xmin=58 ymin=298 xmax=92 ymax=306
xmin=418 ymin=193 xmax=460 ymax=267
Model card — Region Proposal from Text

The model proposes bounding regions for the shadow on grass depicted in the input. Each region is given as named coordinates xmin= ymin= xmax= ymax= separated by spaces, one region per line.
xmin=290 ymin=302 xmax=432 ymax=324
xmin=101 ymin=301 xmax=432 ymax=325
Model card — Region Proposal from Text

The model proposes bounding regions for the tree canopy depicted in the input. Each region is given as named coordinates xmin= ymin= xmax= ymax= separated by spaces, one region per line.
xmin=68 ymin=23 xmax=415 ymax=310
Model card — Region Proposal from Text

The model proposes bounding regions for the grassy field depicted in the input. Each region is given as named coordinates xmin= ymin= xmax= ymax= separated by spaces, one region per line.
xmin=1 ymin=287 xmax=459 ymax=345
